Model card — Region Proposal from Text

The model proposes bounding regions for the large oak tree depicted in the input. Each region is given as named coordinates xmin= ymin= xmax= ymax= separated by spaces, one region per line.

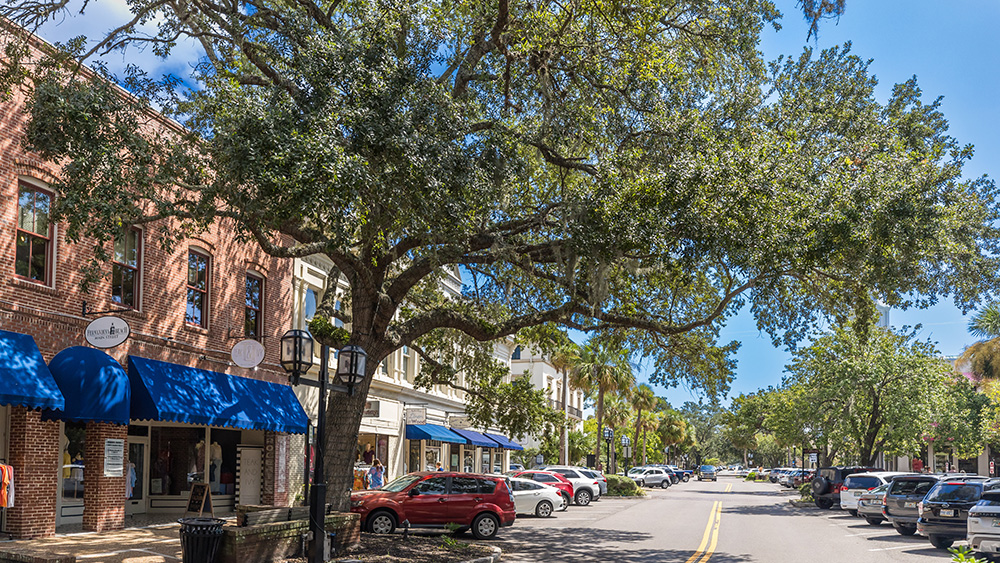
xmin=1 ymin=0 xmax=998 ymax=507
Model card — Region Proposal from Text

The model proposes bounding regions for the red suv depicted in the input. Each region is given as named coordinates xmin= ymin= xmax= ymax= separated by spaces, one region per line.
xmin=350 ymin=472 xmax=516 ymax=539
xmin=507 ymin=470 xmax=574 ymax=506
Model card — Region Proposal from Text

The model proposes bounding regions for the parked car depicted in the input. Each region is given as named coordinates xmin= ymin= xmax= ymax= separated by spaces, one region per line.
xmin=770 ymin=468 xmax=792 ymax=484
xmin=811 ymin=466 xmax=881 ymax=509
xmin=509 ymin=477 xmax=566 ymax=517
xmin=792 ymin=469 xmax=816 ymax=488
xmin=540 ymin=466 xmax=602 ymax=506
xmin=697 ymin=465 xmax=718 ymax=481
xmin=967 ymin=485 xmax=1000 ymax=558
xmin=579 ymin=469 xmax=608 ymax=495
xmin=350 ymin=472 xmax=516 ymax=539
xmin=883 ymin=474 xmax=949 ymax=536
xmin=632 ymin=467 xmax=672 ymax=489
xmin=506 ymin=470 xmax=574 ymax=507
xmin=840 ymin=472 xmax=914 ymax=516
xmin=509 ymin=463 xmax=525 ymax=471
xmin=666 ymin=465 xmax=691 ymax=482
xmin=857 ymin=482 xmax=891 ymax=525
xmin=917 ymin=477 xmax=994 ymax=549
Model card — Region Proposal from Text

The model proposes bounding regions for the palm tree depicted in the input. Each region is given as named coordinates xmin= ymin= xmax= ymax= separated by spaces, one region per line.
xmin=658 ymin=410 xmax=688 ymax=463
xmin=636 ymin=411 xmax=660 ymax=464
xmin=961 ymin=302 xmax=1000 ymax=381
xmin=571 ymin=341 xmax=634 ymax=470
xmin=550 ymin=343 xmax=580 ymax=465
xmin=630 ymin=384 xmax=658 ymax=466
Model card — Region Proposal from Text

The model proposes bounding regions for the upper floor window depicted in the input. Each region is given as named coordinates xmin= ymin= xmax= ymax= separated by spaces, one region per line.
xmin=511 ymin=346 xmax=522 ymax=360
xmin=186 ymin=250 xmax=210 ymax=327
xmin=15 ymin=183 xmax=53 ymax=283
xmin=304 ymin=288 xmax=318 ymax=325
xmin=245 ymin=273 xmax=264 ymax=338
xmin=334 ymin=300 xmax=344 ymax=327
xmin=112 ymin=228 xmax=141 ymax=308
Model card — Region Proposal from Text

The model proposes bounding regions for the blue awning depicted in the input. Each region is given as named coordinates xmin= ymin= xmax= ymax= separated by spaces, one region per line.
xmin=405 ymin=424 xmax=466 ymax=444
xmin=0 ymin=329 xmax=64 ymax=410
xmin=484 ymin=432 xmax=524 ymax=451
xmin=43 ymin=347 xmax=130 ymax=424
xmin=128 ymin=356 xmax=309 ymax=434
xmin=450 ymin=428 xmax=501 ymax=448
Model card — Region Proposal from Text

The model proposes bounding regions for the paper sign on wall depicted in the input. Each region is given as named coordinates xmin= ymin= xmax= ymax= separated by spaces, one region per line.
xmin=104 ymin=438 xmax=125 ymax=477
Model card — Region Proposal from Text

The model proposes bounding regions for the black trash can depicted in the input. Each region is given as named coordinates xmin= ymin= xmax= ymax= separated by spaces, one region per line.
xmin=178 ymin=517 xmax=225 ymax=563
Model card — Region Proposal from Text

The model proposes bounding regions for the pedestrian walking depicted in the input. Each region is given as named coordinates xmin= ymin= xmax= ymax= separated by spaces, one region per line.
xmin=368 ymin=459 xmax=384 ymax=489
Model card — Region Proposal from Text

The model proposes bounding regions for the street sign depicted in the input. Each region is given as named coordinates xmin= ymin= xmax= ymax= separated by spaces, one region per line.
xmin=991 ymin=460 xmax=995 ymax=476
xmin=809 ymin=453 xmax=818 ymax=464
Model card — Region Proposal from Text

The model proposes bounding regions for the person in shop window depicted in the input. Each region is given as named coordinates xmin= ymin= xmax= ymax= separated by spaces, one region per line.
xmin=367 ymin=459 xmax=384 ymax=489
xmin=362 ymin=443 xmax=375 ymax=465
xmin=435 ymin=461 xmax=443 ymax=471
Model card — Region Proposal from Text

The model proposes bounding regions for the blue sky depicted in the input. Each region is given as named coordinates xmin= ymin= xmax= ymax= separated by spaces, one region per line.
xmin=652 ymin=0 xmax=1000 ymax=408
xmin=34 ymin=0 xmax=999 ymax=408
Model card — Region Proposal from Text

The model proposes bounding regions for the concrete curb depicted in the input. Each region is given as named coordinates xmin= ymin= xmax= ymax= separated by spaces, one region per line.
xmin=462 ymin=545 xmax=502 ymax=563
xmin=788 ymin=499 xmax=816 ymax=508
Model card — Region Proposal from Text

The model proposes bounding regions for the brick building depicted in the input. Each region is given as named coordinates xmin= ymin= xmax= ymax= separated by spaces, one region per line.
xmin=0 ymin=26 xmax=306 ymax=538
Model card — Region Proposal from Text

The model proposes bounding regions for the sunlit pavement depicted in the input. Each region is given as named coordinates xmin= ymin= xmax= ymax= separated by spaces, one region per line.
xmin=496 ymin=478 xmax=964 ymax=563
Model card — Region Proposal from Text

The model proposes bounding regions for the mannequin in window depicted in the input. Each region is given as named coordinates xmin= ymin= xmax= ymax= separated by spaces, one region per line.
xmin=209 ymin=441 xmax=223 ymax=493
xmin=362 ymin=443 xmax=375 ymax=465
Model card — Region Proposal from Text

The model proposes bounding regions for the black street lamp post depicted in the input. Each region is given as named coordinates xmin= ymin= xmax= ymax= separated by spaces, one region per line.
xmin=281 ymin=329 xmax=366 ymax=563
xmin=603 ymin=426 xmax=613 ymax=472
xmin=620 ymin=435 xmax=631 ymax=474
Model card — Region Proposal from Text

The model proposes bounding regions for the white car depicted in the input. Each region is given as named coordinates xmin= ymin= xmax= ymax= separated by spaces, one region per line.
xmin=509 ymin=477 xmax=566 ymax=517
xmin=840 ymin=472 xmax=915 ymax=516
xmin=632 ymin=467 xmax=672 ymax=489
xmin=541 ymin=466 xmax=602 ymax=506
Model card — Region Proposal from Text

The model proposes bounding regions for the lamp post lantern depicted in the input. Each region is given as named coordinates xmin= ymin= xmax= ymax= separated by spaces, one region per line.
xmin=281 ymin=329 xmax=366 ymax=563
xmin=620 ymin=435 xmax=631 ymax=474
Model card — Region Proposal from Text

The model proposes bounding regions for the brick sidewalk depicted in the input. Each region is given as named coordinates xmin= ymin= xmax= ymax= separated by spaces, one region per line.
xmin=0 ymin=518 xmax=235 ymax=563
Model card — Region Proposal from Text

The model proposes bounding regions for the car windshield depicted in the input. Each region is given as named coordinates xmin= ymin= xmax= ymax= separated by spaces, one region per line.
xmin=869 ymin=483 xmax=890 ymax=494
xmin=628 ymin=468 xmax=645 ymax=475
xmin=701 ymin=465 xmax=716 ymax=472
xmin=924 ymin=483 xmax=982 ymax=503
xmin=380 ymin=474 xmax=422 ymax=493
xmin=844 ymin=476 xmax=881 ymax=489
xmin=889 ymin=479 xmax=934 ymax=496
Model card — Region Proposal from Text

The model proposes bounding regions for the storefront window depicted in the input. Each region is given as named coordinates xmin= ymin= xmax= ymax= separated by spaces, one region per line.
xmin=150 ymin=427 xmax=205 ymax=496
xmin=481 ymin=449 xmax=491 ymax=474
xmin=463 ymin=448 xmax=474 ymax=472
xmin=61 ymin=422 xmax=86 ymax=501
xmin=208 ymin=429 xmax=239 ymax=495
xmin=424 ymin=441 xmax=442 ymax=471
xmin=408 ymin=441 xmax=420 ymax=474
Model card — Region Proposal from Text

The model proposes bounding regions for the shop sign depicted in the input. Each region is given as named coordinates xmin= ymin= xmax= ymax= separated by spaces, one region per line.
xmin=363 ymin=400 xmax=380 ymax=418
xmin=85 ymin=316 xmax=130 ymax=349
xmin=450 ymin=416 xmax=472 ymax=429
xmin=231 ymin=338 xmax=266 ymax=368
xmin=404 ymin=407 xmax=427 ymax=425
xmin=104 ymin=438 xmax=125 ymax=477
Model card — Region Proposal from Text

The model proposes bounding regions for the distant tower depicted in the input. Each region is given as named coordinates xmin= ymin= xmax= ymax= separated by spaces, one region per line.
xmin=876 ymin=301 xmax=890 ymax=328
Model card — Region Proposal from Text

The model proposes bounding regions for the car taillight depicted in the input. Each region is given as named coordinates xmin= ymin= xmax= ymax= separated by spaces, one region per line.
xmin=882 ymin=496 xmax=888 ymax=506
xmin=917 ymin=501 xmax=924 ymax=516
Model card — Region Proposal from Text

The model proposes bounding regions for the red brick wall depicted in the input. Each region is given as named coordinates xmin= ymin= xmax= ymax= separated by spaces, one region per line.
xmin=0 ymin=26 xmax=298 ymax=537
xmin=82 ymin=423 xmax=127 ymax=532
xmin=5 ymin=407 xmax=59 ymax=539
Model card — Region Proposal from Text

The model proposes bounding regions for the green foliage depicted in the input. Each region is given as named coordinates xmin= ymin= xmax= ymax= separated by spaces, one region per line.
xmin=949 ymin=546 xmax=989 ymax=563
xmin=745 ymin=472 xmax=757 ymax=481
xmin=605 ymin=475 xmax=646 ymax=497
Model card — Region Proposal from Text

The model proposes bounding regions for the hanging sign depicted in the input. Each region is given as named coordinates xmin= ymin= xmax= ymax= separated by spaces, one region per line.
xmin=404 ymin=408 xmax=427 ymax=425
xmin=449 ymin=415 xmax=472 ymax=429
xmin=85 ymin=316 xmax=130 ymax=349
xmin=104 ymin=438 xmax=125 ymax=477
xmin=231 ymin=339 xmax=266 ymax=368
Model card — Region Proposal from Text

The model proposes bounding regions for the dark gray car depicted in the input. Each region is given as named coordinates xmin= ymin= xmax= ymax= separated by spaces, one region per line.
xmin=884 ymin=475 xmax=943 ymax=535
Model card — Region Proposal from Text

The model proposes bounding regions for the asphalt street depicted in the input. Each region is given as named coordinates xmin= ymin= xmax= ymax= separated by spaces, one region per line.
xmin=496 ymin=477 xmax=965 ymax=563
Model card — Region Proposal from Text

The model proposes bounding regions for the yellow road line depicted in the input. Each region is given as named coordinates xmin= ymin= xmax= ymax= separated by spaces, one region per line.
xmin=725 ymin=483 xmax=733 ymax=493
xmin=684 ymin=501 xmax=721 ymax=563
xmin=698 ymin=501 xmax=723 ymax=563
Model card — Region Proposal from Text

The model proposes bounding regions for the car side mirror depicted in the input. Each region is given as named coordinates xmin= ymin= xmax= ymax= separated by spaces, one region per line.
xmin=408 ymin=489 xmax=420 ymax=496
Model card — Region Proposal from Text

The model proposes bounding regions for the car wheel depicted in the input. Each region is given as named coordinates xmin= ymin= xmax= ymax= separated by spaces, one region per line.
xmin=535 ymin=500 xmax=553 ymax=518
xmin=848 ymin=510 xmax=858 ymax=517
xmin=894 ymin=524 xmax=917 ymax=536
xmin=815 ymin=498 xmax=834 ymax=510
xmin=929 ymin=535 xmax=954 ymax=549
xmin=471 ymin=513 xmax=500 ymax=540
xmin=864 ymin=517 xmax=883 ymax=526
xmin=638 ymin=479 xmax=645 ymax=488
xmin=682 ymin=475 xmax=690 ymax=482
xmin=661 ymin=480 xmax=669 ymax=489
xmin=811 ymin=476 xmax=830 ymax=496
xmin=575 ymin=489 xmax=592 ymax=506
xmin=559 ymin=493 xmax=570 ymax=511
xmin=366 ymin=510 xmax=396 ymax=535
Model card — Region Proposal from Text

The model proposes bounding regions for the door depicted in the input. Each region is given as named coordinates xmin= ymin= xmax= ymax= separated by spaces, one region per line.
xmin=238 ymin=447 xmax=262 ymax=505
xmin=125 ymin=439 xmax=149 ymax=515
xmin=447 ymin=476 xmax=482 ymax=523
xmin=403 ymin=476 xmax=449 ymax=524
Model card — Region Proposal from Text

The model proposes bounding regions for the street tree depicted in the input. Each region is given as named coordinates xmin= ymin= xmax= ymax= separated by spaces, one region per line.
xmin=960 ymin=303 xmax=1000 ymax=380
xmin=571 ymin=341 xmax=633 ymax=469
xmin=782 ymin=325 xmax=958 ymax=465
xmin=630 ymin=384 xmax=658 ymax=464
xmin=1 ymin=0 xmax=998 ymax=507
